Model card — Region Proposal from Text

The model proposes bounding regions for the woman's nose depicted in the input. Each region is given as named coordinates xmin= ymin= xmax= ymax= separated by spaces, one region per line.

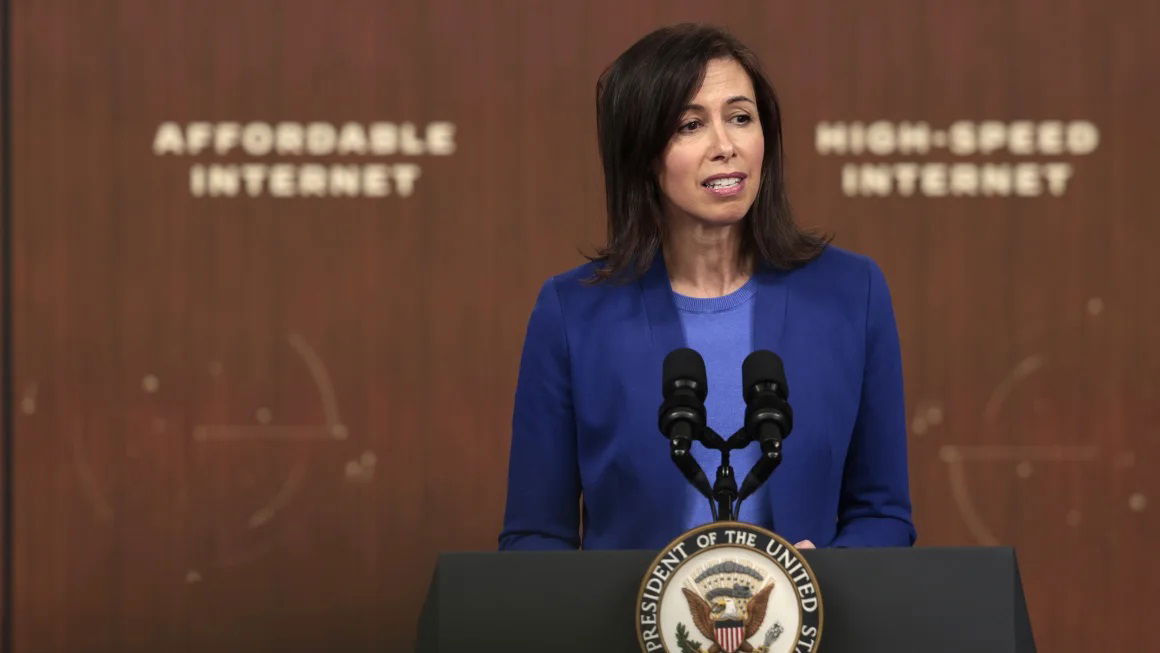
xmin=708 ymin=121 xmax=736 ymax=160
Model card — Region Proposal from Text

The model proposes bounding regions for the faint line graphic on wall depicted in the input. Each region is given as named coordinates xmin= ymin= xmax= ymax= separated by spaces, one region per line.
xmin=933 ymin=352 xmax=1144 ymax=544
xmin=982 ymin=354 xmax=1046 ymax=423
xmin=184 ymin=331 xmax=371 ymax=574
xmin=71 ymin=433 xmax=115 ymax=522
xmin=193 ymin=332 xmax=349 ymax=528
xmin=62 ymin=332 xmax=356 ymax=533
xmin=192 ymin=332 xmax=348 ymax=443
xmin=940 ymin=443 xmax=1101 ymax=545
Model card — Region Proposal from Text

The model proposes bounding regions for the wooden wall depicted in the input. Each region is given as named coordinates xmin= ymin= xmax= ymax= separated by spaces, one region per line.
xmin=4 ymin=1 xmax=1157 ymax=651
xmin=1 ymin=0 xmax=9 ymax=648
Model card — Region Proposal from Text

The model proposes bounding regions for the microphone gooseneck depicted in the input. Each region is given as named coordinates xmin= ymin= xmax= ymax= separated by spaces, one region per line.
xmin=657 ymin=348 xmax=794 ymax=524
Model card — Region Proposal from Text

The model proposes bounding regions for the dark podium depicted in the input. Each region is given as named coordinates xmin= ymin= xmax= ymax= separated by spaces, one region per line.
xmin=418 ymin=547 xmax=1035 ymax=652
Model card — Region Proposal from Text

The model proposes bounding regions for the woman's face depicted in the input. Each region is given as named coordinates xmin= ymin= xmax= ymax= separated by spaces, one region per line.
xmin=657 ymin=58 xmax=764 ymax=228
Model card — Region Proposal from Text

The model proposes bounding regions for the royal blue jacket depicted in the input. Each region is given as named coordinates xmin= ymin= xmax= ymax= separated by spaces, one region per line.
xmin=499 ymin=246 xmax=915 ymax=550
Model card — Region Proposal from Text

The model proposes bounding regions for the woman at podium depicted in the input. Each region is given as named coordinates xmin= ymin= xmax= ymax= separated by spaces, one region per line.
xmin=500 ymin=24 xmax=915 ymax=551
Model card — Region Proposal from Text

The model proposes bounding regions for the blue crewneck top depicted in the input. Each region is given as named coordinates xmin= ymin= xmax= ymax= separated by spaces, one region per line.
xmin=672 ymin=277 xmax=770 ymax=528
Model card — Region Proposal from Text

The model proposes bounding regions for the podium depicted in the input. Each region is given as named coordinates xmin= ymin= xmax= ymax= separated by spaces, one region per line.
xmin=418 ymin=547 xmax=1035 ymax=652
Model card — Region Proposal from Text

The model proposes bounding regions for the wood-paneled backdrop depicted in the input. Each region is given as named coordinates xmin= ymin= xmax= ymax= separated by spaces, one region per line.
xmin=3 ymin=1 xmax=1157 ymax=651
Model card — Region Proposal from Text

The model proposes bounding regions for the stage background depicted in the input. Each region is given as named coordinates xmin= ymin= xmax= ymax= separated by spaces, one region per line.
xmin=3 ymin=1 xmax=1158 ymax=651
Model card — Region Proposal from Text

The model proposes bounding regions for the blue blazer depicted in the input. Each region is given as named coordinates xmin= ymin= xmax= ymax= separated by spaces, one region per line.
xmin=499 ymin=246 xmax=915 ymax=550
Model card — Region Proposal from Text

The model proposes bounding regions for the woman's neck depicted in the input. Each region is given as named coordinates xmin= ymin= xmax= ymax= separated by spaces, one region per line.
xmin=662 ymin=215 xmax=751 ymax=298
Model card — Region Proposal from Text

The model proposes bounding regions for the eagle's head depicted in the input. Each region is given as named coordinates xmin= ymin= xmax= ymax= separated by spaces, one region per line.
xmin=709 ymin=593 xmax=749 ymax=622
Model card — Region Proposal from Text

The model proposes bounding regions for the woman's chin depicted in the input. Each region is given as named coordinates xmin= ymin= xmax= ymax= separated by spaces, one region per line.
xmin=664 ymin=201 xmax=753 ymax=231
xmin=691 ymin=210 xmax=749 ymax=228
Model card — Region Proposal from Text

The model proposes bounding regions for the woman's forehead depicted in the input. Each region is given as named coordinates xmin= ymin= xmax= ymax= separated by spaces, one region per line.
xmin=689 ymin=59 xmax=755 ymax=106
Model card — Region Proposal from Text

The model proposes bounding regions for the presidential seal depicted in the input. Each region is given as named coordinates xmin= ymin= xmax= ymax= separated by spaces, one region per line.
xmin=635 ymin=523 xmax=823 ymax=653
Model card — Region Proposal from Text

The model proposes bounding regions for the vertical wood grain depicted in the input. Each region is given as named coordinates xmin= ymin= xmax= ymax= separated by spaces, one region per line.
xmin=0 ymin=0 xmax=9 ymax=648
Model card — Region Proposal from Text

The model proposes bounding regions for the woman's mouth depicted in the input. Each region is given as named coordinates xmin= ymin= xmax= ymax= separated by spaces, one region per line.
xmin=702 ymin=174 xmax=746 ymax=196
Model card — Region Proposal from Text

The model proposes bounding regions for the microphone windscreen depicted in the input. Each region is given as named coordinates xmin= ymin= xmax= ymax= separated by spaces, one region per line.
xmin=662 ymin=347 xmax=708 ymax=401
xmin=742 ymin=350 xmax=788 ymax=400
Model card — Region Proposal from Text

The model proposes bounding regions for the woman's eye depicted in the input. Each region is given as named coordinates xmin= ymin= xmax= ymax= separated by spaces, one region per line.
xmin=732 ymin=114 xmax=752 ymax=125
xmin=679 ymin=119 xmax=701 ymax=132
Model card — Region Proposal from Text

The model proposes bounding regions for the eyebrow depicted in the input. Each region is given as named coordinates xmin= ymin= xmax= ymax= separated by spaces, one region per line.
xmin=683 ymin=96 xmax=756 ymax=111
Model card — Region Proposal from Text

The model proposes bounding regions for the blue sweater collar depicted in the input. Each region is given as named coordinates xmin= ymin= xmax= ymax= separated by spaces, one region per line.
xmin=639 ymin=252 xmax=788 ymax=353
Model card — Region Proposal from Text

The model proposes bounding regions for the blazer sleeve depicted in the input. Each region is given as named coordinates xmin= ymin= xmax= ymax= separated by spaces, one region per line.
xmin=831 ymin=260 xmax=917 ymax=547
xmin=497 ymin=278 xmax=582 ymax=550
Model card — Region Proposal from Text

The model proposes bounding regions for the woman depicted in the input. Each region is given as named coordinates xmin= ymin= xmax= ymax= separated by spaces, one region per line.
xmin=499 ymin=24 xmax=915 ymax=551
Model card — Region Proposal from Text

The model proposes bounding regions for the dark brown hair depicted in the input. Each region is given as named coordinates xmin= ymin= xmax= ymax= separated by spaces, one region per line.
xmin=589 ymin=23 xmax=828 ymax=282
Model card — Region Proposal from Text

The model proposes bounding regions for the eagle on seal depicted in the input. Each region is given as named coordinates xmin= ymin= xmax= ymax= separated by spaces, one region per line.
xmin=681 ymin=578 xmax=774 ymax=653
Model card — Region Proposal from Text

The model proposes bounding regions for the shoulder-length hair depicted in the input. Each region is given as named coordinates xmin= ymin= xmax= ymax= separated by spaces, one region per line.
xmin=589 ymin=23 xmax=828 ymax=282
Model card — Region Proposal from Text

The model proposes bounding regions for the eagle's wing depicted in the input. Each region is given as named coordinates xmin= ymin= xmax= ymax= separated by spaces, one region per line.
xmin=681 ymin=587 xmax=716 ymax=640
xmin=744 ymin=582 xmax=776 ymax=638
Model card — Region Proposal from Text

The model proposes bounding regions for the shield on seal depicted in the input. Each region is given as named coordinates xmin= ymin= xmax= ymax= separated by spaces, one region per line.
xmin=714 ymin=619 xmax=745 ymax=653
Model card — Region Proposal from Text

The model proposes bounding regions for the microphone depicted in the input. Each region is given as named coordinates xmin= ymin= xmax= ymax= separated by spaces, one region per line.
xmin=738 ymin=350 xmax=794 ymax=500
xmin=659 ymin=348 xmax=712 ymax=499
xmin=659 ymin=348 xmax=707 ymax=446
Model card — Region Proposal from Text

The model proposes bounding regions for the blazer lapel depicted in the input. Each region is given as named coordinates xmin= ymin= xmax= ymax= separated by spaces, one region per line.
xmin=640 ymin=253 xmax=686 ymax=353
xmin=751 ymin=262 xmax=789 ymax=353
